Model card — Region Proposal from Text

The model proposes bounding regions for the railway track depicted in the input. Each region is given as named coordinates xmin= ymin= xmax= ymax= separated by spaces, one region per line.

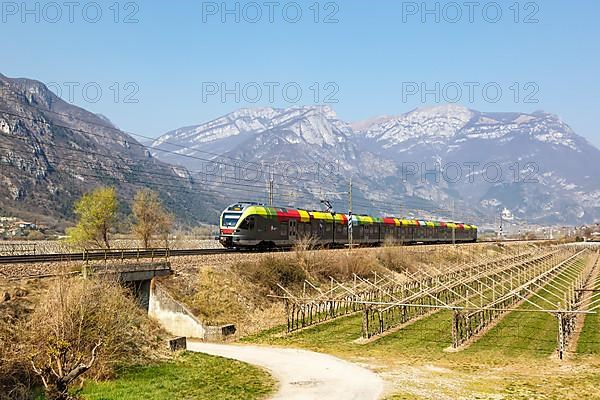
xmin=0 ymin=248 xmax=232 ymax=265
xmin=0 ymin=239 xmax=551 ymax=265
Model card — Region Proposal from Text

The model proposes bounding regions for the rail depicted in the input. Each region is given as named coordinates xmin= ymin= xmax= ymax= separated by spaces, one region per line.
xmin=0 ymin=248 xmax=231 ymax=265
xmin=0 ymin=238 xmax=554 ymax=265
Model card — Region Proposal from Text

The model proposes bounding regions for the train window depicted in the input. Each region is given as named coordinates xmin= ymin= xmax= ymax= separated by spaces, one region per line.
xmin=280 ymin=222 xmax=288 ymax=237
xmin=239 ymin=217 xmax=255 ymax=230
xmin=257 ymin=220 xmax=265 ymax=232
xmin=222 ymin=213 xmax=241 ymax=227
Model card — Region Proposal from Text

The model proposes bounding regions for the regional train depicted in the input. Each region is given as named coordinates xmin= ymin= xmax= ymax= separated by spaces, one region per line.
xmin=219 ymin=202 xmax=477 ymax=249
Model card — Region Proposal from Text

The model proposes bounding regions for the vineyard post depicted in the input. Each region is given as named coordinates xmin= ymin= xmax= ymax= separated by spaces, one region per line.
xmin=557 ymin=311 xmax=565 ymax=360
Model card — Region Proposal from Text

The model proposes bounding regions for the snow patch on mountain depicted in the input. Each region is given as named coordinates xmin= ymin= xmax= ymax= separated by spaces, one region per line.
xmin=153 ymin=105 xmax=351 ymax=151
xmin=360 ymin=104 xmax=474 ymax=145
xmin=151 ymin=103 xmax=600 ymax=224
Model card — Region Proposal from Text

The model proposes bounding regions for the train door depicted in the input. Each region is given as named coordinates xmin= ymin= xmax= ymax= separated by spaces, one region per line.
xmin=289 ymin=220 xmax=297 ymax=242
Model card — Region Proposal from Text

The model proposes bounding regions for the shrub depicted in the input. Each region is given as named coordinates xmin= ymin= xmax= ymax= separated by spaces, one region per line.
xmin=21 ymin=276 xmax=161 ymax=400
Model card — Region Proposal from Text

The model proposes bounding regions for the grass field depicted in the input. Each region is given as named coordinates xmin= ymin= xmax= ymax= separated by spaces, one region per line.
xmin=243 ymin=255 xmax=600 ymax=399
xmin=467 ymin=259 xmax=586 ymax=358
xmin=576 ymin=265 xmax=600 ymax=355
xmin=79 ymin=352 xmax=275 ymax=400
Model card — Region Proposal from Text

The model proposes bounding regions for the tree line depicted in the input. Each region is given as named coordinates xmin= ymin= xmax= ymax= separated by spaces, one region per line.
xmin=66 ymin=187 xmax=173 ymax=249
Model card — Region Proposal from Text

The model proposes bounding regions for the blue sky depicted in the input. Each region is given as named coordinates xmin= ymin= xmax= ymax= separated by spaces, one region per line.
xmin=1 ymin=0 xmax=599 ymax=146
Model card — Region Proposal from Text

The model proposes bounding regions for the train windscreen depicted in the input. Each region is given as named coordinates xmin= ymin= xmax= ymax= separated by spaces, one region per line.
xmin=222 ymin=213 xmax=241 ymax=227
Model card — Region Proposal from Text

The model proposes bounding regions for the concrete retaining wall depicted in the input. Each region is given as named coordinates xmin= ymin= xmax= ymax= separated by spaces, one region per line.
xmin=149 ymin=280 xmax=207 ymax=340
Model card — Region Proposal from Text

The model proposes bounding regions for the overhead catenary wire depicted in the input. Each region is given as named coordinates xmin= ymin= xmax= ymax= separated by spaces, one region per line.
xmin=0 ymin=137 xmax=305 ymax=193
xmin=0 ymin=136 xmax=480 ymax=222
xmin=0 ymin=145 xmax=305 ymax=201
xmin=0 ymin=92 xmax=478 ymax=215
xmin=0 ymin=95 xmax=484 ymax=222
xmin=0 ymin=95 xmax=479 ymax=218
xmin=0 ymin=100 xmax=340 ymax=186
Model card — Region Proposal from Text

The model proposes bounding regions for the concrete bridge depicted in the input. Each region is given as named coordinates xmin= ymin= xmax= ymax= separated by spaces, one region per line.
xmin=85 ymin=260 xmax=172 ymax=311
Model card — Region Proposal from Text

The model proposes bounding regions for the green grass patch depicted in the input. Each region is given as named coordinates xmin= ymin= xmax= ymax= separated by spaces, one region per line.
xmin=243 ymin=308 xmax=456 ymax=363
xmin=466 ymin=258 xmax=585 ymax=358
xmin=79 ymin=352 xmax=275 ymax=400
xmin=577 ymin=269 xmax=600 ymax=354
xmin=244 ymin=258 xmax=597 ymax=364
xmin=241 ymin=256 xmax=600 ymax=400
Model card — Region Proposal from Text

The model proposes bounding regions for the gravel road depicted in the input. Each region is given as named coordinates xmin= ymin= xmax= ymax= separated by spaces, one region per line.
xmin=187 ymin=341 xmax=384 ymax=400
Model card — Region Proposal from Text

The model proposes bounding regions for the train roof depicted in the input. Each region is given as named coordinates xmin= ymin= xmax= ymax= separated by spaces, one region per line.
xmin=225 ymin=204 xmax=477 ymax=230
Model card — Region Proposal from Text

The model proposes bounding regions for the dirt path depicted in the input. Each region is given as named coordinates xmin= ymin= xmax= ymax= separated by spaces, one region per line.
xmin=187 ymin=341 xmax=384 ymax=400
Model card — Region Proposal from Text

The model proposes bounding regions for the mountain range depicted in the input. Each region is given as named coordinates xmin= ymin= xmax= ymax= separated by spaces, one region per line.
xmin=151 ymin=104 xmax=600 ymax=226
xmin=1 ymin=73 xmax=598 ymax=228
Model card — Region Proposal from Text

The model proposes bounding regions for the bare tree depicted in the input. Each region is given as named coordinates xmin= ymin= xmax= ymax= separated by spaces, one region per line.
xmin=132 ymin=189 xmax=173 ymax=249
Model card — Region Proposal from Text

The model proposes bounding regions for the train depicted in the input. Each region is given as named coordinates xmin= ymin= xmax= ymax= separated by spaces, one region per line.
xmin=218 ymin=202 xmax=478 ymax=249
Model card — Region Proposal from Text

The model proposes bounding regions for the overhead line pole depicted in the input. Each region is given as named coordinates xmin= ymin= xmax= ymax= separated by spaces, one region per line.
xmin=268 ymin=173 xmax=274 ymax=206
xmin=452 ymin=200 xmax=456 ymax=246
xmin=349 ymin=178 xmax=353 ymax=249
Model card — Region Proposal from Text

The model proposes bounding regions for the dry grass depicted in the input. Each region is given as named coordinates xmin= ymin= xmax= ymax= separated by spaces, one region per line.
xmin=0 ymin=276 xmax=168 ymax=399
xmin=0 ymin=280 xmax=41 ymax=400
xmin=163 ymin=242 xmax=522 ymax=337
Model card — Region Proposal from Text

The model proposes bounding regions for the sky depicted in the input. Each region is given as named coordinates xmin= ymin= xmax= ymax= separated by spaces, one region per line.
xmin=1 ymin=0 xmax=599 ymax=146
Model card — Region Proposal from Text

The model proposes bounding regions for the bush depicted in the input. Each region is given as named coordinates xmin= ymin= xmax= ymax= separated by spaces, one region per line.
xmin=21 ymin=277 xmax=162 ymax=400
xmin=237 ymin=247 xmax=388 ymax=292
xmin=376 ymin=245 xmax=412 ymax=273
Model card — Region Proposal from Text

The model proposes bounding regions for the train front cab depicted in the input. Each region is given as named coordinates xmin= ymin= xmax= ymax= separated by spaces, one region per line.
xmin=219 ymin=203 xmax=263 ymax=249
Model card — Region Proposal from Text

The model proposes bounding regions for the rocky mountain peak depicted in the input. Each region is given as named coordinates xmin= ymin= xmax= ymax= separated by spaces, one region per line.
xmin=151 ymin=103 xmax=600 ymax=225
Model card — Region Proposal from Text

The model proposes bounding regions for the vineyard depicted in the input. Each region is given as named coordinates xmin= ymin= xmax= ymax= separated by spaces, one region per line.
xmin=275 ymin=244 xmax=600 ymax=359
